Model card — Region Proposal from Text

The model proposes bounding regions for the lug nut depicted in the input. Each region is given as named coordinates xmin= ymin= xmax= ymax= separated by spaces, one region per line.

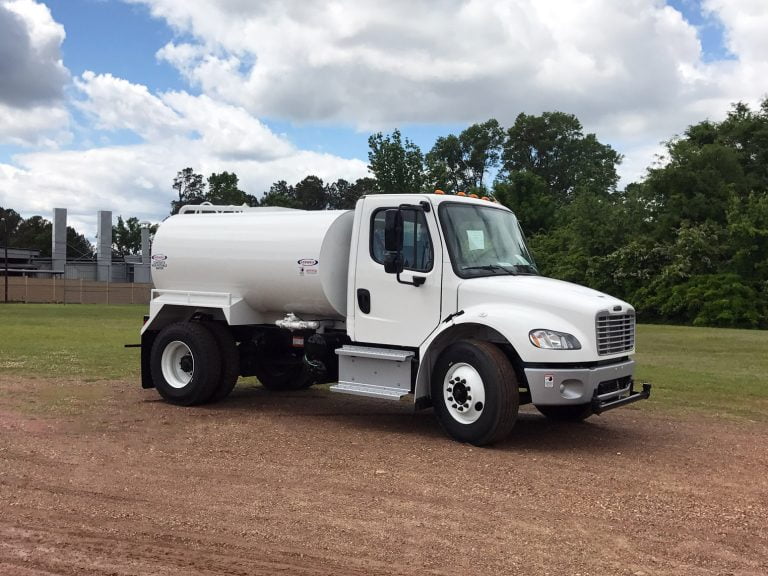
xmin=447 ymin=387 xmax=452 ymax=392
xmin=452 ymin=404 xmax=457 ymax=409
xmin=458 ymin=406 xmax=464 ymax=412
xmin=448 ymin=396 xmax=453 ymax=402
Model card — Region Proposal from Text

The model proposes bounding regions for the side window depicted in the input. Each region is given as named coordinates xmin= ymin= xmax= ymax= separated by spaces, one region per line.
xmin=370 ymin=209 xmax=434 ymax=272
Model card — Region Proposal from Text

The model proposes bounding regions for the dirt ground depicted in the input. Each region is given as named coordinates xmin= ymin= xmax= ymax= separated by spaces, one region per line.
xmin=0 ymin=375 xmax=766 ymax=576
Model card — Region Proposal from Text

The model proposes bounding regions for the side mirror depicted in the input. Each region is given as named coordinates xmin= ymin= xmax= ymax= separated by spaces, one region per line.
xmin=383 ymin=209 xmax=404 ymax=274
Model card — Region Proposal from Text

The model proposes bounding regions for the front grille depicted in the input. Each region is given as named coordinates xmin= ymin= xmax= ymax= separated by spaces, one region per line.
xmin=596 ymin=312 xmax=635 ymax=356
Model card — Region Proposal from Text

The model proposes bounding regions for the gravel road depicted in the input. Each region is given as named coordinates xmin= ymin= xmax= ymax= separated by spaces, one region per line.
xmin=1 ymin=376 xmax=766 ymax=575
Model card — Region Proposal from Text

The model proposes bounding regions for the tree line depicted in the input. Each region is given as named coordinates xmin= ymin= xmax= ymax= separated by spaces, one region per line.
xmin=172 ymin=100 xmax=768 ymax=328
xmin=2 ymin=98 xmax=766 ymax=327
xmin=0 ymin=208 xmax=94 ymax=260
xmin=0 ymin=209 xmax=160 ymax=260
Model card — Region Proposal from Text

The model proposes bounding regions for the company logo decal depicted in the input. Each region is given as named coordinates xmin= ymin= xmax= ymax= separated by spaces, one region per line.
xmin=151 ymin=253 xmax=167 ymax=270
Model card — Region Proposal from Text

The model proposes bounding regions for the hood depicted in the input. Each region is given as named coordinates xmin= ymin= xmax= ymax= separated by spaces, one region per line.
xmin=457 ymin=275 xmax=632 ymax=318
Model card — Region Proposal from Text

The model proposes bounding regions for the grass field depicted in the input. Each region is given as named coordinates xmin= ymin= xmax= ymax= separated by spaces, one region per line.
xmin=0 ymin=304 xmax=144 ymax=380
xmin=1 ymin=303 xmax=767 ymax=420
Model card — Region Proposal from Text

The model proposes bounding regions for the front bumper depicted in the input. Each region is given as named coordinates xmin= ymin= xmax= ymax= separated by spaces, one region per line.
xmin=524 ymin=359 xmax=650 ymax=409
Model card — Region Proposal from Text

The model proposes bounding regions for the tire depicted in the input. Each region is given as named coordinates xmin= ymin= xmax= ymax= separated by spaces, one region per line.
xmin=150 ymin=322 xmax=222 ymax=406
xmin=254 ymin=358 xmax=315 ymax=391
xmin=206 ymin=322 xmax=240 ymax=403
xmin=431 ymin=339 xmax=519 ymax=446
xmin=536 ymin=404 xmax=593 ymax=422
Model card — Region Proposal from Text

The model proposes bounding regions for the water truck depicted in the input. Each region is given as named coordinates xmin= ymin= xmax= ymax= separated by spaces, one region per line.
xmin=139 ymin=193 xmax=650 ymax=445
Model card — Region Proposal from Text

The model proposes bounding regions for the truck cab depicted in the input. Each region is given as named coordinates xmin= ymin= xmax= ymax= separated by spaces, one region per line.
xmin=141 ymin=193 xmax=650 ymax=445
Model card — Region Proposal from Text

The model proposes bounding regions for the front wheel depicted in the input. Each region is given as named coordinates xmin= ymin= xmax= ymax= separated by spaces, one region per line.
xmin=150 ymin=322 xmax=222 ymax=406
xmin=431 ymin=340 xmax=519 ymax=446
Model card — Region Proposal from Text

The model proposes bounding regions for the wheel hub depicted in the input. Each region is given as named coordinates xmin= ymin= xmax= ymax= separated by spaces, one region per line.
xmin=443 ymin=363 xmax=486 ymax=425
xmin=179 ymin=354 xmax=193 ymax=373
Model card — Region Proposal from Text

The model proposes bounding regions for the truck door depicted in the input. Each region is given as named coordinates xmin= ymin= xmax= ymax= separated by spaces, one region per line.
xmin=352 ymin=197 xmax=443 ymax=347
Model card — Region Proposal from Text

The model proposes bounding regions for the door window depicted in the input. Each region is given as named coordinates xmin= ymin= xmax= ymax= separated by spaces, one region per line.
xmin=370 ymin=209 xmax=433 ymax=272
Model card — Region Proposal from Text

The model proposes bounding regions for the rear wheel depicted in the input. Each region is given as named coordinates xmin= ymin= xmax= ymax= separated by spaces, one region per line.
xmin=150 ymin=322 xmax=221 ymax=406
xmin=536 ymin=404 xmax=593 ymax=421
xmin=206 ymin=322 xmax=240 ymax=403
xmin=431 ymin=339 xmax=519 ymax=446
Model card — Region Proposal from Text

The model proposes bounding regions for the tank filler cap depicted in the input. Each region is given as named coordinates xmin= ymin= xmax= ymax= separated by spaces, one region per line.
xmin=275 ymin=313 xmax=320 ymax=331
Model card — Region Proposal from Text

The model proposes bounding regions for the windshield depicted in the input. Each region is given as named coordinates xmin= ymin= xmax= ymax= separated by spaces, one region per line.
xmin=438 ymin=202 xmax=538 ymax=278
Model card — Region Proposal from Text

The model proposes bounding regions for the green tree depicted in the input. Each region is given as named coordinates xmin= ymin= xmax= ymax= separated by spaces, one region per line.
xmin=0 ymin=209 xmax=93 ymax=258
xmin=425 ymin=134 xmax=464 ymax=194
xmin=0 ymin=207 xmax=23 ymax=239
xmin=207 ymin=171 xmax=257 ymax=206
xmin=501 ymin=112 xmax=621 ymax=207
xmin=171 ymin=167 xmax=206 ymax=215
xmin=66 ymin=227 xmax=95 ymax=260
xmin=327 ymin=177 xmax=377 ymax=209
xmin=260 ymin=180 xmax=298 ymax=208
xmin=368 ymin=129 xmax=424 ymax=194
xmin=112 ymin=216 xmax=158 ymax=258
xmin=493 ymin=172 xmax=556 ymax=234
xmin=426 ymin=120 xmax=504 ymax=194
xmin=294 ymin=175 xmax=327 ymax=210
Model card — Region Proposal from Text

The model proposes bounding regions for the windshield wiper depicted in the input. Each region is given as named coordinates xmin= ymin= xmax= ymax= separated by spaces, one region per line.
xmin=461 ymin=264 xmax=517 ymax=276
xmin=512 ymin=263 xmax=538 ymax=275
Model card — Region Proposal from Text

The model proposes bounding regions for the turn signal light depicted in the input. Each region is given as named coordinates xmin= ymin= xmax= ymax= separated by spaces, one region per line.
xmin=457 ymin=191 xmax=466 ymax=196
xmin=469 ymin=193 xmax=479 ymax=198
xmin=434 ymin=189 xmax=445 ymax=195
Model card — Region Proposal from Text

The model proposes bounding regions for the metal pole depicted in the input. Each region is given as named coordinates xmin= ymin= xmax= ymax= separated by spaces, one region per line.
xmin=2 ymin=217 xmax=8 ymax=303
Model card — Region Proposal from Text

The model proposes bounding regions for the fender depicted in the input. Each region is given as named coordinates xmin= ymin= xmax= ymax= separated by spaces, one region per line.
xmin=414 ymin=303 xmax=595 ymax=401
xmin=142 ymin=290 xmax=265 ymax=335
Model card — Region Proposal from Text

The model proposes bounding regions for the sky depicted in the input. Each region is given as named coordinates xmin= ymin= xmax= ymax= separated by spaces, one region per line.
xmin=1 ymin=0 xmax=767 ymax=238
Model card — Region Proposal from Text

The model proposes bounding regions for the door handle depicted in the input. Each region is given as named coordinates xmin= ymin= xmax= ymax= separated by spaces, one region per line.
xmin=357 ymin=288 xmax=371 ymax=314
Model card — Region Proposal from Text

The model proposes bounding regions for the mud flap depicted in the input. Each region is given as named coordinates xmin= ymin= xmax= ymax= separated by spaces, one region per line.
xmin=141 ymin=331 xmax=157 ymax=389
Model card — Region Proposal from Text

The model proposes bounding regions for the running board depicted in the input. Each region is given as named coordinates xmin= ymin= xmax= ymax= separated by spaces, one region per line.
xmin=330 ymin=346 xmax=414 ymax=400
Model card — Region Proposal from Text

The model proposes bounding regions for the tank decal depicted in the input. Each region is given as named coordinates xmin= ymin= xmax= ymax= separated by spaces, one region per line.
xmin=298 ymin=258 xmax=319 ymax=276
xmin=151 ymin=254 xmax=167 ymax=270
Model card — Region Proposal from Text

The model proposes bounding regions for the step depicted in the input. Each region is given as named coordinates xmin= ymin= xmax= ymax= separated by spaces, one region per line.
xmin=335 ymin=345 xmax=414 ymax=362
xmin=331 ymin=345 xmax=415 ymax=400
xmin=329 ymin=382 xmax=411 ymax=400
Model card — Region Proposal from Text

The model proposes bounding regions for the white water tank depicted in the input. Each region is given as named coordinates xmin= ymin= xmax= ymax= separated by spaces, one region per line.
xmin=151 ymin=209 xmax=355 ymax=319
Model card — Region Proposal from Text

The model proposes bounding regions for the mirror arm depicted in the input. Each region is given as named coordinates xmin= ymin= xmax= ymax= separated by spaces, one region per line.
xmin=397 ymin=274 xmax=426 ymax=287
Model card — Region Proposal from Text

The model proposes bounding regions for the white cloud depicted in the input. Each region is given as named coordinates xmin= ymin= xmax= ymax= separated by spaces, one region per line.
xmin=130 ymin=0 xmax=768 ymax=185
xmin=133 ymin=0 xmax=709 ymax=128
xmin=0 ymin=0 xmax=70 ymax=145
xmin=4 ymin=0 xmax=768 ymax=236
xmin=0 ymin=140 xmax=368 ymax=235
xmin=704 ymin=0 xmax=768 ymax=62
xmin=0 ymin=101 xmax=69 ymax=147
xmin=74 ymin=71 xmax=187 ymax=140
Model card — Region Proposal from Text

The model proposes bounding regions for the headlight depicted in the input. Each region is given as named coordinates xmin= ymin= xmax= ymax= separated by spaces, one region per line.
xmin=529 ymin=329 xmax=581 ymax=350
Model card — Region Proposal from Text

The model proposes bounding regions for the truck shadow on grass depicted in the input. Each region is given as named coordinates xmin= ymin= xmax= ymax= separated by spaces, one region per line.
xmin=182 ymin=384 xmax=661 ymax=454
